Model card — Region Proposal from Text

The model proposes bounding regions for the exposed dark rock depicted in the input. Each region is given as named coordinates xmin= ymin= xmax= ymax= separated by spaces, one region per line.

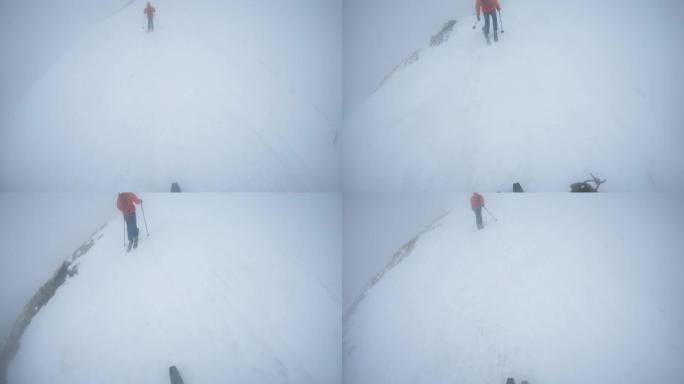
xmin=343 ymin=211 xmax=450 ymax=359
xmin=377 ymin=19 xmax=458 ymax=91
xmin=430 ymin=20 xmax=457 ymax=47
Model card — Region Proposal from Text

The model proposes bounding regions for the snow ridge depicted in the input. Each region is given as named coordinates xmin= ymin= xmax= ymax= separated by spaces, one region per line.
xmin=343 ymin=211 xmax=448 ymax=326
xmin=1 ymin=224 xmax=107 ymax=384
xmin=376 ymin=20 xmax=457 ymax=92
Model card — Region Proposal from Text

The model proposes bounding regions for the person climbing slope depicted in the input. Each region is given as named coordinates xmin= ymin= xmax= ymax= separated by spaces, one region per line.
xmin=476 ymin=0 xmax=501 ymax=44
xmin=470 ymin=192 xmax=485 ymax=230
xmin=144 ymin=1 xmax=156 ymax=33
xmin=117 ymin=192 xmax=143 ymax=251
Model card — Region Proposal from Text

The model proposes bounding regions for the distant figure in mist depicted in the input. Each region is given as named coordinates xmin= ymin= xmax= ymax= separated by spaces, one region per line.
xmin=470 ymin=192 xmax=485 ymax=230
xmin=144 ymin=1 xmax=156 ymax=32
xmin=117 ymin=192 xmax=143 ymax=251
xmin=476 ymin=0 xmax=501 ymax=42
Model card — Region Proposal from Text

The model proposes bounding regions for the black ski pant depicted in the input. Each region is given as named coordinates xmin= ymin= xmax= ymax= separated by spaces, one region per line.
xmin=147 ymin=16 xmax=154 ymax=32
xmin=483 ymin=11 xmax=498 ymax=36
xmin=124 ymin=212 xmax=140 ymax=241
xmin=473 ymin=207 xmax=484 ymax=229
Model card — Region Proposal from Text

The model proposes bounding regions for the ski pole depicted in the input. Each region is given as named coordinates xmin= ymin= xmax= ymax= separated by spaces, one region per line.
xmin=141 ymin=203 xmax=150 ymax=237
xmin=484 ymin=206 xmax=498 ymax=221
xmin=498 ymin=10 xmax=504 ymax=34
xmin=472 ymin=16 xmax=480 ymax=30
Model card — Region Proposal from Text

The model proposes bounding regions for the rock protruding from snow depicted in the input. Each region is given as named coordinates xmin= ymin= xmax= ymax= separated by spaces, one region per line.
xmin=1 ymin=224 xmax=106 ymax=384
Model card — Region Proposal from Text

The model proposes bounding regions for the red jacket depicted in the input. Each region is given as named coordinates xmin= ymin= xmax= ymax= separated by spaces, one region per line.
xmin=144 ymin=3 xmax=156 ymax=17
xmin=476 ymin=0 xmax=501 ymax=17
xmin=117 ymin=193 xmax=142 ymax=215
xmin=470 ymin=193 xmax=485 ymax=210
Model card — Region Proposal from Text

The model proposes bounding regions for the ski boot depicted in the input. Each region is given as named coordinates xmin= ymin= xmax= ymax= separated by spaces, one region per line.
xmin=133 ymin=236 xmax=139 ymax=249
xmin=127 ymin=241 xmax=133 ymax=253
xmin=493 ymin=31 xmax=499 ymax=42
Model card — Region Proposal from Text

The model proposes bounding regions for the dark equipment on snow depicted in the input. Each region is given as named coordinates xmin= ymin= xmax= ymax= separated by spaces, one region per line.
xmin=570 ymin=173 xmax=606 ymax=192
xmin=171 ymin=182 xmax=182 ymax=192
xmin=169 ymin=365 xmax=185 ymax=384
xmin=484 ymin=206 xmax=498 ymax=221
xmin=123 ymin=218 xmax=126 ymax=249
xmin=141 ymin=203 xmax=150 ymax=237
xmin=499 ymin=10 xmax=505 ymax=33
xmin=513 ymin=182 xmax=524 ymax=192
xmin=506 ymin=378 xmax=516 ymax=384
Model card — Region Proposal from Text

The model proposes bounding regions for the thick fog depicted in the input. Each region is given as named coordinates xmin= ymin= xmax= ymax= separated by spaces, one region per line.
xmin=343 ymin=0 xmax=684 ymax=192
xmin=344 ymin=193 xmax=684 ymax=384
xmin=0 ymin=0 xmax=341 ymax=192
xmin=3 ymin=193 xmax=342 ymax=384
xmin=0 ymin=0 xmax=132 ymax=118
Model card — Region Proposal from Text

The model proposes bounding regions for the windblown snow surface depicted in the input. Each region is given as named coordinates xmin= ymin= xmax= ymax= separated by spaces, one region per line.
xmin=7 ymin=193 xmax=341 ymax=384
xmin=0 ymin=0 xmax=340 ymax=192
xmin=343 ymin=193 xmax=684 ymax=384
xmin=342 ymin=0 xmax=684 ymax=192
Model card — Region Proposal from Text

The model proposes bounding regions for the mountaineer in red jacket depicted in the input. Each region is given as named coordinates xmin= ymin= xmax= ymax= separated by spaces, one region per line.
xmin=117 ymin=192 xmax=142 ymax=251
xmin=144 ymin=2 xmax=156 ymax=33
xmin=476 ymin=0 xmax=502 ymax=43
xmin=470 ymin=192 xmax=485 ymax=230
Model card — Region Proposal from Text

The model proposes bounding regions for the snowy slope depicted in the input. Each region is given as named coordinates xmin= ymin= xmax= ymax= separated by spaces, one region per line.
xmin=7 ymin=193 xmax=341 ymax=384
xmin=0 ymin=0 xmax=340 ymax=192
xmin=343 ymin=193 xmax=684 ymax=384
xmin=343 ymin=0 xmax=684 ymax=192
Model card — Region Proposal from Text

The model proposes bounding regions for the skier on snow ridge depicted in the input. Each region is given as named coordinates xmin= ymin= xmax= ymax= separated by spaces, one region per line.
xmin=471 ymin=192 xmax=486 ymax=230
xmin=117 ymin=192 xmax=143 ymax=251
xmin=476 ymin=0 xmax=501 ymax=43
xmin=144 ymin=2 xmax=156 ymax=33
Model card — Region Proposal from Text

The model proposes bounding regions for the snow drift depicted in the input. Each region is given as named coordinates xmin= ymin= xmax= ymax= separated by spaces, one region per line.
xmin=6 ymin=193 xmax=341 ymax=384
xmin=0 ymin=0 xmax=340 ymax=192
xmin=342 ymin=0 xmax=684 ymax=192
xmin=343 ymin=193 xmax=684 ymax=384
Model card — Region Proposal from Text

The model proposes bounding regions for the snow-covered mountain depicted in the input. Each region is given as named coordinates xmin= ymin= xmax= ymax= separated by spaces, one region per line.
xmin=343 ymin=193 xmax=684 ymax=384
xmin=342 ymin=0 xmax=684 ymax=192
xmin=5 ymin=193 xmax=341 ymax=384
xmin=0 ymin=0 xmax=340 ymax=192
